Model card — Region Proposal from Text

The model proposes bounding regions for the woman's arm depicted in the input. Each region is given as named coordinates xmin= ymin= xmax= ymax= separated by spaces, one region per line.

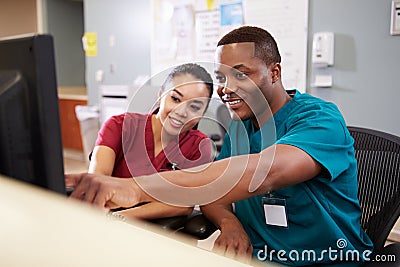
xmin=115 ymin=202 xmax=193 ymax=220
xmin=85 ymin=145 xmax=192 ymax=219
xmin=90 ymin=141 xmax=194 ymax=219
xmin=88 ymin=145 xmax=116 ymax=175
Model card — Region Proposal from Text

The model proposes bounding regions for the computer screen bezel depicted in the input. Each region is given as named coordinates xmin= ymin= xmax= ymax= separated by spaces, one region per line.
xmin=0 ymin=34 xmax=66 ymax=195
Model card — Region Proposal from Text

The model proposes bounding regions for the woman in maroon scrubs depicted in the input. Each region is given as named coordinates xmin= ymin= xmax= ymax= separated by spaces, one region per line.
xmin=88 ymin=63 xmax=214 ymax=220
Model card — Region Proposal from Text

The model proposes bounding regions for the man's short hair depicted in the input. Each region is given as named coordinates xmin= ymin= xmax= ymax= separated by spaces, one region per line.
xmin=217 ymin=26 xmax=281 ymax=66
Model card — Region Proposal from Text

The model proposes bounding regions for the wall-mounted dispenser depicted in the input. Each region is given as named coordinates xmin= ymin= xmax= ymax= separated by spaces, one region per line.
xmin=312 ymin=32 xmax=334 ymax=68
xmin=390 ymin=0 xmax=400 ymax=35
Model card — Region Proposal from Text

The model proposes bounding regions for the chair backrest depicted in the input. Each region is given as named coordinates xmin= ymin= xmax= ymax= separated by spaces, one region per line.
xmin=348 ymin=126 xmax=400 ymax=250
xmin=215 ymin=103 xmax=231 ymax=138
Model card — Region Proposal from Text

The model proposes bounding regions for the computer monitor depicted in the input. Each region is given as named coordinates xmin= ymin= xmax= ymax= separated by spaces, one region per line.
xmin=0 ymin=34 xmax=66 ymax=195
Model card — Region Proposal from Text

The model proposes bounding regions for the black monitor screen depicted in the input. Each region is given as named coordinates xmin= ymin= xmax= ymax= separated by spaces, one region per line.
xmin=0 ymin=34 xmax=66 ymax=195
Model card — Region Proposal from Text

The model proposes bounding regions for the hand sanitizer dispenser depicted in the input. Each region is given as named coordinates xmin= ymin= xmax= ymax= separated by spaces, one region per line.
xmin=312 ymin=32 xmax=334 ymax=68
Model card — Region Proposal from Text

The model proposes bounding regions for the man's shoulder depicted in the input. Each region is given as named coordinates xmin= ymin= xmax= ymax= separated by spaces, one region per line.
xmin=293 ymin=91 xmax=326 ymax=104
xmin=292 ymin=91 xmax=341 ymax=115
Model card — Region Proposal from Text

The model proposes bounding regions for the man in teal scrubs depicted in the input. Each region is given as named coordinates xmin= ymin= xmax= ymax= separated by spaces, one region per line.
xmin=200 ymin=26 xmax=373 ymax=266
xmin=66 ymin=26 xmax=373 ymax=266
xmin=213 ymin=89 xmax=373 ymax=265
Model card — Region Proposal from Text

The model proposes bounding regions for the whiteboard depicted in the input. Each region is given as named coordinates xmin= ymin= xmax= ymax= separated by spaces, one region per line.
xmin=243 ymin=0 xmax=309 ymax=92
xmin=151 ymin=0 xmax=308 ymax=92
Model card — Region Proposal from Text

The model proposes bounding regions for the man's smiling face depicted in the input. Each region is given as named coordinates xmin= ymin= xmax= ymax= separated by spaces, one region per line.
xmin=214 ymin=42 xmax=274 ymax=126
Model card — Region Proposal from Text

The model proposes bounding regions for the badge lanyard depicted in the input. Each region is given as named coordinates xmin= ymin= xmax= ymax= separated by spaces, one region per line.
xmin=262 ymin=194 xmax=288 ymax=228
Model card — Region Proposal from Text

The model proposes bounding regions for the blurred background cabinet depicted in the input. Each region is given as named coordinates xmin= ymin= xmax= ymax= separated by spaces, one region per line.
xmin=59 ymin=99 xmax=86 ymax=151
xmin=58 ymin=87 xmax=87 ymax=152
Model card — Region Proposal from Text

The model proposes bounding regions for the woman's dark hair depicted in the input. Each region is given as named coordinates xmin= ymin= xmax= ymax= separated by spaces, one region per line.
xmin=161 ymin=63 xmax=213 ymax=99
xmin=217 ymin=26 xmax=281 ymax=66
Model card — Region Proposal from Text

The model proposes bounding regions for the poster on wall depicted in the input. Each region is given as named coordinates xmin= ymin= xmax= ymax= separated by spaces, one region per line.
xmin=151 ymin=0 xmax=308 ymax=92
xmin=219 ymin=0 xmax=244 ymax=39
xmin=195 ymin=9 xmax=220 ymax=61
xmin=152 ymin=0 xmax=178 ymax=66
xmin=243 ymin=0 xmax=308 ymax=92
xmin=173 ymin=4 xmax=195 ymax=60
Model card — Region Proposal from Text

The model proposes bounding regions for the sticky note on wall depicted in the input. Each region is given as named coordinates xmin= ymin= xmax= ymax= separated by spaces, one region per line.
xmin=82 ymin=32 xmax=98 ymax=57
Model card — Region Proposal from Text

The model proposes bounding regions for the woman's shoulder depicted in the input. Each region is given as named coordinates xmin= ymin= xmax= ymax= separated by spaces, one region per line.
xmin=103 ymin=112 xmax=148 ymax=129
xmin=185 ymin=129 xmax=210 ymax=140
xmin=123 ymin=112 xmax=149 ymax=120
xmin=109 ymin=112 xmax=149 ymax=122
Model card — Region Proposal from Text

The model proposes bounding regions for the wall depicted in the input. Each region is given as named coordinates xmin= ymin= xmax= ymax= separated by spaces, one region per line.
xmin=46 ymin=0 xmax=85 ymax=87
xmin=84 ymin=0 xmax=400 ymax=136
xmin=0 ymin=0 xmax=85 ymax=88
xmin=308 ymin=0 xmax=400 ymax=136
xmin=0 ymin=0 xmax=37 ymax=38
xmin=83 ymin=0 xmax=151 ymax=105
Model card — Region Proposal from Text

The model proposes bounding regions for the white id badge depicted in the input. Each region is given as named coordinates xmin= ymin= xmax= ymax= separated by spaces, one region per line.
xmin=262 ymin=197 xmax=288 ymax=228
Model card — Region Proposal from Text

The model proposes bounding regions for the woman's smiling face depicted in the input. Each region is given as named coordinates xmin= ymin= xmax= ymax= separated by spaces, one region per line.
xmin=157 ymin=73 xmax=210 ymax=136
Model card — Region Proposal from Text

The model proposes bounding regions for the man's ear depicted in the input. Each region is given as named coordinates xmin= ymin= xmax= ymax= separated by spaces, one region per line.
xmin=271 ymin=63 xmax=281 ymax=84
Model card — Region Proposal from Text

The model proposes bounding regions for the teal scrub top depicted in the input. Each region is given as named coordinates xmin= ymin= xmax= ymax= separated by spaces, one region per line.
xmin=217 ymin=90 xmax=373 ymax=266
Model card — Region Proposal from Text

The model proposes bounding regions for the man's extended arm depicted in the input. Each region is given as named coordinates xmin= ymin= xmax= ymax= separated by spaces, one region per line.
xmin=66 ymin=144 xmax=321 ymax=209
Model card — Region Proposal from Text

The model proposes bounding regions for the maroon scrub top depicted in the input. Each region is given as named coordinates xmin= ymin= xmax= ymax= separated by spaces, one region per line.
xmin=95 ymin=112 xmax=213 ymax=178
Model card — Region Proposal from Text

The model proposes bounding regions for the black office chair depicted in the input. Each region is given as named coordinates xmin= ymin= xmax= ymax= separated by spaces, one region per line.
xmin=206 ymin=103 xmax=232 ymax=152
xmin=348 ymin=126 xmax=400 ymax=265
xmin=215 ymin=103 xmax=231 ymax=139
xmin=147 ymin=210 xmax=217 ymax=241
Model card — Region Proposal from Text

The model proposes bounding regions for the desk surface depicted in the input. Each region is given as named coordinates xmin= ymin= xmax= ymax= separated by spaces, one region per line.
xmin=0 ymin=175 xmax=283 ymax=267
